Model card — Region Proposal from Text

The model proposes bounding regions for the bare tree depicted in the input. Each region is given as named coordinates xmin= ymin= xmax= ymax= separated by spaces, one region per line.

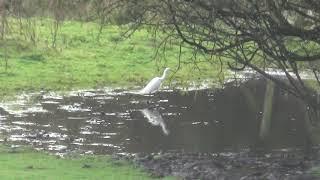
xmin=109 ymin=0 xmax=320 ymax=120
xmin=0 ymin=0 xmax=9 ymax=71
xmin=90 ymin=0 xmax=116 ymax=41
xmin=2 ymin=0 xmax=320 ymax=119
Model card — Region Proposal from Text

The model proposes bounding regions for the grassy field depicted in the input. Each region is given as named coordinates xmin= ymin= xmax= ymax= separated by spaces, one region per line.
xmin=0 ymin=145 xmax=174 ymax=180
xmin=0 ymin=19 xmax=226 ymax=97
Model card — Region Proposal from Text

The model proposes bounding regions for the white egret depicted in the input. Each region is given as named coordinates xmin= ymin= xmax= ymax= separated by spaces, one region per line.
xmin=139 ymin=68 xmax=170 ymax=95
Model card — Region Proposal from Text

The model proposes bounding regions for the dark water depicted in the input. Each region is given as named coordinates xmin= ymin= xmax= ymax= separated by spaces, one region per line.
xmin=0 ymin=79 xmax=311 ymax=155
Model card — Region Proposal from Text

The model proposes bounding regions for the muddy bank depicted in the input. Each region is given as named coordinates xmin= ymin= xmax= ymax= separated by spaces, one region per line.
xmin=115 ymin=150 xmax=319 ymax=180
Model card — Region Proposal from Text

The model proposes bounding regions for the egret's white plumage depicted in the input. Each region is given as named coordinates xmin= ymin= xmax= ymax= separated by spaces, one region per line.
xmin=139 ymin=68 xmax=170 ymax=95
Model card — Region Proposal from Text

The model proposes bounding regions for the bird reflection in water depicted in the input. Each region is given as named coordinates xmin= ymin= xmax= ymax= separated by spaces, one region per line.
xmin=140 ymin=108 xmax=169 ymax=135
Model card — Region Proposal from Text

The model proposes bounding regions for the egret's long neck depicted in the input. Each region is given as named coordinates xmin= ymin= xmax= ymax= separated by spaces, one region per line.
xmin=160 ymin=70 xmax=168 ymax=80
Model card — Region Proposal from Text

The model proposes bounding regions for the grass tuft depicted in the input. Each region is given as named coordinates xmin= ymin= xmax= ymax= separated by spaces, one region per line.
xmin=0 ymin=145 xmax=176 ymax=180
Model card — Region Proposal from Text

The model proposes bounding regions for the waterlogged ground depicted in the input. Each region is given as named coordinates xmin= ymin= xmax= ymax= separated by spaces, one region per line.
xmin=0 ymin=79 xmax=311 ymax=156
xmin=0 ymin=79 xmax=319 ymax=179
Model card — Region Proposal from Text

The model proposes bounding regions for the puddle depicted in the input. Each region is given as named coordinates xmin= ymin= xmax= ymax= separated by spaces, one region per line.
xmin=0 ymin=79 xmax=314 ymax=155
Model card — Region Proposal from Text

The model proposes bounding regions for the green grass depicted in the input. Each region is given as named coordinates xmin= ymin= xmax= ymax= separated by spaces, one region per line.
xmin=309 ymin=166 xmax=320 ymax=178
xmin=0 ymin=19 xmax=226 ymax=98
xmin=0 ymin=145 xmax=175 ymax=180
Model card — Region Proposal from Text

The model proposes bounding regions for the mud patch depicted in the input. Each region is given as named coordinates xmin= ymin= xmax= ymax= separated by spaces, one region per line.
xmin=116 ymin=150 xmax=319 ymax=180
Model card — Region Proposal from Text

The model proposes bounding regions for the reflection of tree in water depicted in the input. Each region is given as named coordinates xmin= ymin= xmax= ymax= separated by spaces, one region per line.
xmin=227 ymin=79 xmax=311 ymax=149
xmin=163 ymin=79 xmax=311 ymax=152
